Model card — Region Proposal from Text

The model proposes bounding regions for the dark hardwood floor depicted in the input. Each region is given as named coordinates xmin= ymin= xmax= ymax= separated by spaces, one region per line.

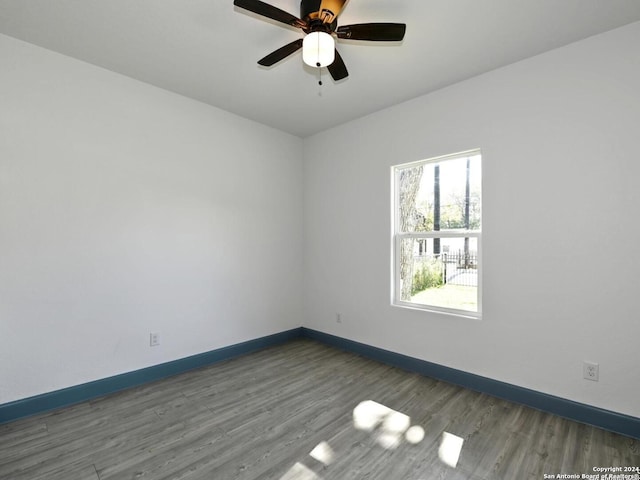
xmin=1 ymin=339 xmax=638 ymax=479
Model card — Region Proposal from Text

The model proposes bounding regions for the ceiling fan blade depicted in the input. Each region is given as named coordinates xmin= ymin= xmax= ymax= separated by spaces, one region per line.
xmin=327 ymin=49 xmax=348 ymax=81
xmin=233 ymin=0 xmax=307 ymax=28
xmin=336 ymin=23 xmax=406 ymax=41
xmin=318 ymin=0 xmax=349 ymax=23
xmin=258 ymin=39 xmax=304 ymax=66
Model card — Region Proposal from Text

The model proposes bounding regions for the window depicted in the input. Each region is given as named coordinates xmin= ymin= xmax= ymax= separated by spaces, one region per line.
xmin=392 ymin=150 xmax=482 ymax=317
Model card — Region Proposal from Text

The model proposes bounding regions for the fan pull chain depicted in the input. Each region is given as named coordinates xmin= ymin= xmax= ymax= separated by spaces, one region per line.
xmin=317 ymin=64 xmax=323 ymax=96
xmin=316 ymin=33 xmax=323 ymax=86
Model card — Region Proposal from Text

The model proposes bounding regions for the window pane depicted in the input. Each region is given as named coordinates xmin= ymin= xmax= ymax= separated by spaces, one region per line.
xmin=399 ymin=237 xmax=478 ymax=313
xmin=398 ymin=154 xmax=481 ymax=233
xmin=394 ymin=150 xmax=481 ymax=316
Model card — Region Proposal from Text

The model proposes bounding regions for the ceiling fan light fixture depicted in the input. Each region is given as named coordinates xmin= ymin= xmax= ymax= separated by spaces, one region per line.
xmin=234 ymin=0 xmax=406 ymax=81
xmin=302 ymin=31 xmax=335 ymax=67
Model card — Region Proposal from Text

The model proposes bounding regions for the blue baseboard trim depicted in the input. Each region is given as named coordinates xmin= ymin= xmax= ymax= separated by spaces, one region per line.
xmin=3 ymin=326 xmax=638 ymax=440
xmin=0 ymin=328 xmax=302 ymax=425
xmin=300 ymin=328 xmax=640 ymax=440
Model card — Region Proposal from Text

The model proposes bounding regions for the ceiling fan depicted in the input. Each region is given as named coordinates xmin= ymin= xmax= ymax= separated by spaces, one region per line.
xmin=233 ymin=0 xmax=406 ymax=81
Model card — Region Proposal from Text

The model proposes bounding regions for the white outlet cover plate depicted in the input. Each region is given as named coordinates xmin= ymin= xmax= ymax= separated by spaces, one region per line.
xmin=583 ymin=361 xmax=599 ymax=381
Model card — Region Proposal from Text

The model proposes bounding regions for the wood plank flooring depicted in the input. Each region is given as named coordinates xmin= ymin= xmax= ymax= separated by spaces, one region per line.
xmin=1 ymin=339 xmax=638 ymax=479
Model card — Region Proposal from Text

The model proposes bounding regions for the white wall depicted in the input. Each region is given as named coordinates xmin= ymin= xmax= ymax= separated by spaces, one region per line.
xmin=0 ymin=34 xmax=303 ymax=404
xmin=303 ymin=22 xmax=640 ymax=418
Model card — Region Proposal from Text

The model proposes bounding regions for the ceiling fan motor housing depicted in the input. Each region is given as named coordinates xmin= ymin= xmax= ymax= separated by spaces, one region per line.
xmin=300 ymin=0 xmax=321 ymax=19
xmin=301 ymin=0 xmax=338 ymax=32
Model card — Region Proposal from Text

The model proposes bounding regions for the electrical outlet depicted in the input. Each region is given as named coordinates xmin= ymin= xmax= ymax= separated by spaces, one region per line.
xmin=336 ymin=313 xmax=342 ymax=324
xmin=150 ymin=332 xmax=160 ymax=347
xmin=583 ymin=361 xmax=599 ymax=381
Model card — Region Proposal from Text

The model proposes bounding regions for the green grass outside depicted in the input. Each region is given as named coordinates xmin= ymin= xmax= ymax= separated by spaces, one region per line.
xmin=411 ymin=284 xmax=477 ymax=312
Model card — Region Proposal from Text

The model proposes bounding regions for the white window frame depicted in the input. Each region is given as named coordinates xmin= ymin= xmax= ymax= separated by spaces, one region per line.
xmin=391 ymin=149 xmax=482 ymax=319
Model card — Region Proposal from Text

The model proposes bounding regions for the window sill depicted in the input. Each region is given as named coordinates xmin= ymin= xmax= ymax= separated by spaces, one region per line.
xmin=391 ymin=301 xmax=482 ymax=320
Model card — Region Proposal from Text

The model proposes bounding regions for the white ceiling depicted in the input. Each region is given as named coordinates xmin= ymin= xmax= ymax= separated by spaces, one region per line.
xmin=1 ymin=0 xmax=640 ymax=137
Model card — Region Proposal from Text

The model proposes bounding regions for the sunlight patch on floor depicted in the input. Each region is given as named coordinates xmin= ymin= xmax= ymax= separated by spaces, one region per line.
xmin=281 ymin=399 xmax=464 ymax=478
xmin=309 ymin=441 xmax=335 ymax=466
xmin=353 ymin=400 xmax=412 ymax=449
xmin=405 ymin=425 xmax=425 ymax=444
xmin=438 ymin=431 xmax=464 ymax=468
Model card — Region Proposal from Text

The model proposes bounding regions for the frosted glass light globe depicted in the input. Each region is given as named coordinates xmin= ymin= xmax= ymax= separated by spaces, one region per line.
xmin=302 ymin=32 xmax=335 ymax=67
